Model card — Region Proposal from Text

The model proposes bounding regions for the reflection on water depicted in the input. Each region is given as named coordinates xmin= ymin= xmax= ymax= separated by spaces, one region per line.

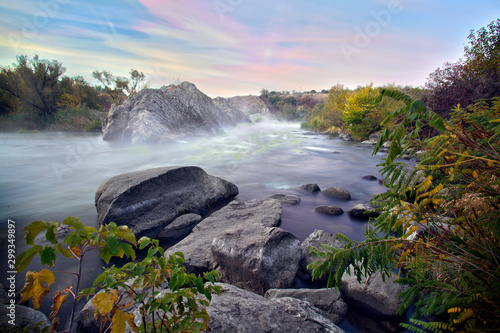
xmin=0 ymin=120 xmax=388 ymax=330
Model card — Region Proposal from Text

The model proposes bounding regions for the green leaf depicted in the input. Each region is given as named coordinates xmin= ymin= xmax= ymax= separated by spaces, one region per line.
xmin=40 ymin=246 xmax=57 ymax=266
xmin=119 ymin=243 xmax=135 ymax=260
xmin=23 ymin=220 xmax=51 ymax=245
xmin=62 ymin=216 xmax=85 ymax=230
xmin=138 ymin=237 xmax=151 ymax=250
xmin=56 ymin=243 xmax=73 ymax=258
xmin=115 ymin=225 xmax=136 ymax=246
xmin=194 ymin=277 xmax=204 ymax=294
xmin=45 ymin=225 xmax=58 ymax=245
xmin=107 ymin=234 xmax=120 ymax=255
xmin=15 ymin=245 xmax=43 ymax=272
xmin=99 ymin=246 xmax=112 ymax=264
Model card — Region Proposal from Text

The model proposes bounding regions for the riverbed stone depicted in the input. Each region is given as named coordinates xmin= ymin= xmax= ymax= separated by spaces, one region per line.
xmin=268 ymin=193 xmax=301 ymax=205
xmin=362 ymin=175 xmax=378 ymax=181
xmin=95 ymin=166 xmax=238 ymax=238
xmin=0 ymin=305 xmax=50 ymax=332
xmin=165 ymin=198 xmax=282 ymax=275
xmin=346 ymin=203 xmax=380 ymax=219
xmin=157 ymin=213 xmax=202 ymax=242
xmin=322 ymin=186 xmax=352 ymax=201
xmin=314 ymin=205 xmax=344 ymax=216
xmin=208 ymin=283 xmax=344 ymax=333
xmin=299 ymin=183 xmax=321 ymax=193
xmin=265 ymin=288 xmax=348 ymax=324
xmin=299 ymin=230 xmax=347 ymax=282
xmin=211 ymin=223 xmax=302 ymax=295
xmin=341 ymin=266 xmax=408 ymax=318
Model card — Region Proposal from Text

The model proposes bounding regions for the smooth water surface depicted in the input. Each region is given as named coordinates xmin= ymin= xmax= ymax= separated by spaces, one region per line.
xmin=0 ymin=120 xmax=390 ymax=331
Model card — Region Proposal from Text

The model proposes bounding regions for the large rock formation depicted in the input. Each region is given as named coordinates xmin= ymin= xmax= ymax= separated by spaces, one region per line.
xmin=102 ymin=82 xmax=269 ymax=143
xmin=165 ymin=198 xmax=282 ymax=275
xmin=95 ymin=166 xmax=238 ymax=237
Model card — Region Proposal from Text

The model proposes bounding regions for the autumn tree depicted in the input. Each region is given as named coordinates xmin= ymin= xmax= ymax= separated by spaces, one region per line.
xmin=0 ymin=55 xmax=66 ymax=118
xmin=425 ymin=19 xmax=500 ymax=117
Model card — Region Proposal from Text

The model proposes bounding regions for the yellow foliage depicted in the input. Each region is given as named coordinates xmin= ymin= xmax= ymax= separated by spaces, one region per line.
xmin=111 ymin=309 xmax=138 ymax=333
xmin=50 ymin=289 xmax=69 ymax=320
xmin=93 ymin=290 xmax=119 ymax=317
xmin=20 ymin=269 xmax=56 ymax=310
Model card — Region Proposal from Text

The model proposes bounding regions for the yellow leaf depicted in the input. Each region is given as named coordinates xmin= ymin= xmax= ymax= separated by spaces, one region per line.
xmin=111 ymin=309 xmax=137 ymax=333
xmin=49 ymin=290 xmax=68 ymax=319
xmin=93 ymin=290 xmax=118 ymax=317
xmin=473 ymin=170 xmax=479 ymax=178
xmin=20 ymin=269 xmax=56 ymax=309
xmin=70 ymin=245 xmax=81 ymax=258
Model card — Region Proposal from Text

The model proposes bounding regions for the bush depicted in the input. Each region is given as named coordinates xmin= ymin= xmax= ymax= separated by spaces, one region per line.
xmin=52 ymin=107 xmax=100 ymax=131
xmin=85 ymin=119 xmax=102 ymax=132
xmin=309 ymin=90 xmax=500 ymax=332
xmin=16 ymin=217 xmax=221 ymax=333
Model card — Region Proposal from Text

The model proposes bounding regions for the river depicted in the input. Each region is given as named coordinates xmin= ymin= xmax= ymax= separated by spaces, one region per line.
xmin=0 ymin=120 xmax=397 ymax=332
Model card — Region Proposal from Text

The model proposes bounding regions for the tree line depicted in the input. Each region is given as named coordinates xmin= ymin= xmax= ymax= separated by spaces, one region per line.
xmin=270 ymin=19 xmax=500 ymax=141
xmin=0 ymin=55 xmax=148 ymax=131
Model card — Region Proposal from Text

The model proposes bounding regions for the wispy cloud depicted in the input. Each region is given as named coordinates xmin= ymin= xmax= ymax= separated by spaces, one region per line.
xmin=0 ymin=0 xmax=499 ymax=96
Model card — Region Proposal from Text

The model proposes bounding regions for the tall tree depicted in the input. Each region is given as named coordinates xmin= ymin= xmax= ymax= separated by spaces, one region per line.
xmin=92 ymin=69 xmax=147 ymax=106
xmin=425 ymin=19 xmax=500 ymax=117
xmin=0 ymin=55 xmax=65 ymax=117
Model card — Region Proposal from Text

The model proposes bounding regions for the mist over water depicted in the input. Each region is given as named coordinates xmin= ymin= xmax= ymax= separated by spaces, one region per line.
xmin=0 ymin=120 xmax=389 ymax=330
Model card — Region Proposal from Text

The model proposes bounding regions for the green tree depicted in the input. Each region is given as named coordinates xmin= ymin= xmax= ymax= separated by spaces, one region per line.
xmin=464 ymin=18 xmax=500 ymax=78
xmin=0 ymin=55 xmax=65 ymax=118
xmin=425 ymin=19 xmax=500 ymax=118
xmin=92 ymin=69 xmax=147 ymax=106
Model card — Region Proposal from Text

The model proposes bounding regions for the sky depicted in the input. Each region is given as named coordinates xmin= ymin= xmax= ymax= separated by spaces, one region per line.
xmin=0 ymin=0 xmax=499 ymax=97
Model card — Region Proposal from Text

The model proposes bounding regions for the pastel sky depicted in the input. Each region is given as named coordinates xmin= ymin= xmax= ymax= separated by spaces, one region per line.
xmin=0 ymin=0 xmax=499 ymax=97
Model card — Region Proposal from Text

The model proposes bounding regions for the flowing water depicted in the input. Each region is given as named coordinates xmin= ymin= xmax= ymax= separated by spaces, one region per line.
xmin=0 ymin=120 xmax=396 ymax=332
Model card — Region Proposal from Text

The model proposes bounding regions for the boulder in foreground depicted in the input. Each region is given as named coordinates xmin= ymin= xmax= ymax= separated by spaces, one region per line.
xmin=212 ymin=223 xmax=301 ymax=295
xmin=95 ymin=166 xmax=238 ymax=237
xmin=165 ymin=198 xmax=282 ymax=275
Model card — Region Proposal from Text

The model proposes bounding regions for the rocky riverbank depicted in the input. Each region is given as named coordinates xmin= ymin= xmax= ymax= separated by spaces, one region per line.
xmin=93 ymin=166 xmax=406 ymax=332
xmin=4 ymin=164 xmax=406 ymax=333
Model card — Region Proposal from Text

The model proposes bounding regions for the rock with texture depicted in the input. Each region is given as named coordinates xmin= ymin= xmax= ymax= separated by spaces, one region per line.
xmin=341 ymin=266 xmax=408 ymax=318
xmin=346 ymin=203 xmax=380 ymax=219
xmin=103 ymin=82 xmax=251 ymax=143
xmin=322 ymin=186 xmax=352 ymax=201
xmin=211 ymin=223 xmax=302 ymax=295
xmin=165 ymin=198 xmax=282 ymax=275
xmin=157 ymin=214 xmax=202 ymax=241
xmin=299 ymin=230 xmax=347 ymax=282
xmin=299 ymin=183 xmax=321 ymax=193
xmin=208 ymin=283 xmax=344 ymax=333
xmin=265 ymin=288 xmax=348 ymax=324
xmin=213 ymin=95 xmax=270 ymax=123
xmin=268 ymin=193 xmax=301 ymax=205
xmin=0 ymin=305 xmax=50 ymax=332
xmin=95 ymin=166 xmax=238 ymax=237
xmin=314 ymin=205 xmax=344 ymax=216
